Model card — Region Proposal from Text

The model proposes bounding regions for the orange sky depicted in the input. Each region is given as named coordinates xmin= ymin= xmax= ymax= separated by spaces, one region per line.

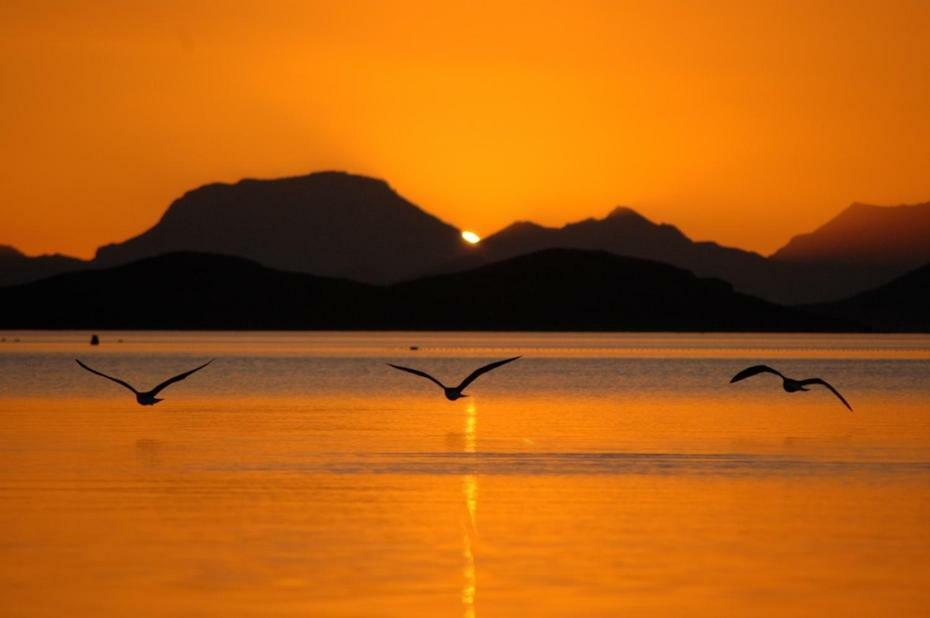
xmin=2 ymin=0 xmax=930 ymax=258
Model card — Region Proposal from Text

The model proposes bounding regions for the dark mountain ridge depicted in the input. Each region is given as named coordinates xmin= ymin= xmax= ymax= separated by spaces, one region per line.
xmin=93 ymin=171 xmax=467 ymax=284
xmin=773 ymin=201 xmax=930 ymax=267
xmin=0 ymin=244 xmax=86 ymax=287
xmin=3 ymin=172 xmax=927 ymax=307
xmin=806 ymin=262 xmax=930 ymax=332
xmin=438 ymin=207 xmax=867 ymax=304
xmin=0 ymin=249 xmax=856 ymax=332
xmin=0 ymin=252 xmax=375 ymax=330
xmin=387 ymin=248 xmax=852 ymax=332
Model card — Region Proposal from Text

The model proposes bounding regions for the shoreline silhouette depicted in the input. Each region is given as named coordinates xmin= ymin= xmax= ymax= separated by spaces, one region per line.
xmin=0 ymin=249 xmax=878 ymax=332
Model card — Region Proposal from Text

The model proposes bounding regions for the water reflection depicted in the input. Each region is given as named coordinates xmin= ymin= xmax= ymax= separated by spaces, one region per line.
xmin=462 ymin=401 xmax=478 ymax=618
xmin=2 ymin=332 xmax=930 ymax=617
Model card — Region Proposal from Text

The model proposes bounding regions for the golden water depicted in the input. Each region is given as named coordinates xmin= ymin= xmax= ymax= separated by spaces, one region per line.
xmin=1 ymin=332 xmax=929 ymax=616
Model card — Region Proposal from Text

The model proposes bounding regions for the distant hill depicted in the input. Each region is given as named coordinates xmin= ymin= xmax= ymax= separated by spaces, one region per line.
xmin=0 ymin=244 xmax=86 ymax=287
xmin=0 ymin=252 xmax=375 ymax=330
xmin=437 ymin=207 xmax=866 ymax=305
xmin=0 ymin=249 xmax=857 ymax=332
xmin=93 ymin=171 xmax=467 ymax=284
xmin=806 ymin=262 xmax=930 ymax=332
xmin=772 ymin=201 xmax=930 ymax=267
xmin=388 ymin=248 xmax=853 ymax=332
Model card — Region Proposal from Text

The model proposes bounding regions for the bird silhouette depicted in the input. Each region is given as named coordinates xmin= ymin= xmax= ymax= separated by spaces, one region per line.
xmin=730 ymin=364 xmax=852 ymax=411
xmin=75 ymin=359 xmax=213 ymax=406
xmin=387 ymin=356 xmax=521 ymax=400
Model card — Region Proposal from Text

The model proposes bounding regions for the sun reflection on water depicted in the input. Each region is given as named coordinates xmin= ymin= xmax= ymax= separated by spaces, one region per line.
xmin=462 ymin=401 xmax=478 ymax=618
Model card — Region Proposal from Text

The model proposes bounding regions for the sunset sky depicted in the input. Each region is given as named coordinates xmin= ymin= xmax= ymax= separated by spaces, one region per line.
xmin=2 ymin=0 xmax=930 ymax=258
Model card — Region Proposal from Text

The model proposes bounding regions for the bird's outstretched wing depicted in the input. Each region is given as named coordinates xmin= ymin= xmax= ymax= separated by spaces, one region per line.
xmin=387 ymin=364 xmax=447 ymax=389
xmin=456 ymin=356 xmax=521 ymax=391
xmin=730 ymin=364 xmax=785 ymax=383
xmin=150 ymin=360 xmax=214 ymax=396
xmin=799 ymin=378 xmax=853 ymax=411
xmin=75 ymin=359 xmax=139 ymax=394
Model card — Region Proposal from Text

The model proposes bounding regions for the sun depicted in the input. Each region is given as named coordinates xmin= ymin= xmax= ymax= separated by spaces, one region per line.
xmin=461 ymin=230 xmax=481 ymax=245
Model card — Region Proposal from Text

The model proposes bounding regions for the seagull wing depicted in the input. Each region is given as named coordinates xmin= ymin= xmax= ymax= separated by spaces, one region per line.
xmin=387 ymin=364 xmax=447 ymax=390
xmin=799 ymin=378 xmax=853 ymax=411
xmin=150 ymin=360 xmax=214 ymax=396
xmin=730 ymin=364 xmax=785 ymax=383
xmin=75 ymin=359 xmax=139 ymax=394
xmin=456 ymin=356 xmax=521 ymax=391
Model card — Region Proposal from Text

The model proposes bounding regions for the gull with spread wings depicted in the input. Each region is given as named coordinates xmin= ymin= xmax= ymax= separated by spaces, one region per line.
xmin=730 ymin=364 xmax=852 ymax=411
xmin=387 ymin=356 xmax=521 ymax=400
xmin=76 ymin=359 xmax=213 ymax=406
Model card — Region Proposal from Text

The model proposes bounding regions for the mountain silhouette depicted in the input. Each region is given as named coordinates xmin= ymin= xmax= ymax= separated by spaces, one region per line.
xmin=386 ymin=248 xmax=853 ymax=331
xmin=0 ymin=252 xmax=375 ymax=329
xmin=0 ymin=249 xmax=856 ymax=332
xmin=772 ymin=201 xmax=930 ymax=268
xmin=806 ymin=262 xmax=930 ymax=332
xmin=436 ymin=207 xmax=866 ymax=304
xmin=0 ymin=245 xmax=86 ymax=287
xmin=3 ymin=171 xmax=926 ymax=306
xmin=93 ymin=172 xmax=467 ymax=284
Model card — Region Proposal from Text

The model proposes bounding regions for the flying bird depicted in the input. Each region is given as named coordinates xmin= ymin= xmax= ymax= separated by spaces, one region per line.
xmin=75 ymin=359 xmax=213 ymax=406
xmin=730 ymin=364 xmax=852 ymax=411
xmin=387 ymin=356 xmax=521 ymax=400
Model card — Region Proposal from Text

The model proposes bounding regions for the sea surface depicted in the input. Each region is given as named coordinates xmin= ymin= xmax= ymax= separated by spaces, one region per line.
xmin=1 ymin=331 xmax=929 ymax=617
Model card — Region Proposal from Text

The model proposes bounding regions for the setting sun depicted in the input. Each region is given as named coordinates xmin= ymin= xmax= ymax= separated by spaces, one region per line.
xmin=461 ymin=231 xmax=481 ymax=245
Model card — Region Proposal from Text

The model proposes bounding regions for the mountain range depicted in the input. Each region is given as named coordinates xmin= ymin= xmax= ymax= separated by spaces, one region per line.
xmin=0 ymin=249 xmax=856 ymax=332
xmin=2 ymin=171 xmax=928 ymax=309
xmin=0 ymin=245 xmax=86 ymax=288
xmin=441 ymin=202 xmax=930 ymax=304
xmin=807 ymin=262 xmax=930 ymax=332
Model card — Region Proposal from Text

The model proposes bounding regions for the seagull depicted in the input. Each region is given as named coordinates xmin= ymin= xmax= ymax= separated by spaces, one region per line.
xmin=387 ymin=356 xmax=521 ymax=400
xmin=730 ymin=364 xmax=852 ymax=411
xmin=75 ymin=359 xmax=213 ymax=406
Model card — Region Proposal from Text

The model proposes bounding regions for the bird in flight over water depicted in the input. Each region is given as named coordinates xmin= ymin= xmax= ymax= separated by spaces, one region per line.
xmin=75 ymin=359 xmax=213 ymax=406
xmin=387 ymin=356 xmax=521 ymax=400
xmin=730 ymin=364 xmax=852 ymax=411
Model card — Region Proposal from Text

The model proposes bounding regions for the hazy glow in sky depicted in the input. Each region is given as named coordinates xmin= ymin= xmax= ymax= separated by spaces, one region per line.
xmin=2 ymin=0 xmax=930 ymax=258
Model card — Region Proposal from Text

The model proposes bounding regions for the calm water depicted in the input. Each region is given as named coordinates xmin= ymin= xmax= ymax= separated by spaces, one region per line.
xmin=1 ymin=331 xmax=929 ymax=617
